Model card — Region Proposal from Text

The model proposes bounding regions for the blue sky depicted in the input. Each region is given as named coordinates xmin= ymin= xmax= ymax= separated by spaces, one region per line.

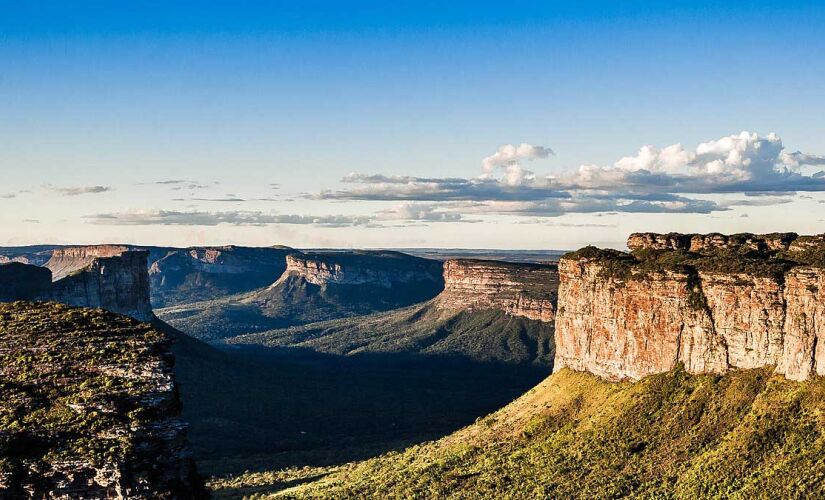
xmin=2 ymin=1 xmax=824 ymax=249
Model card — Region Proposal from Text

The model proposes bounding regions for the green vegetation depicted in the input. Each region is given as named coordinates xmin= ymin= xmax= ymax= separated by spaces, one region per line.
xmin=158 ymin=273 xmax=444 ymax=342
xmin=563 ymin=245 xmax=810 ymax=281
xmin=227 ymin=302 xmax=555 ymax=366
xmin=0 ymin=301 xmax=173 ymax=486
xmin=210 ymin=367 xmax=825 ymax=498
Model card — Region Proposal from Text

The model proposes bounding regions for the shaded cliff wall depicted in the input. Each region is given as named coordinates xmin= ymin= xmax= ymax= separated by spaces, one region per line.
xmin=45 ymin=250 xmax=154 ymax=322
xmin=555 ymin=234 xmax=825 ymax=381
xmin=0 ymin=263 xmax=52 ymax=301
xmin=435 ymin=259 xmax=557 ymax=322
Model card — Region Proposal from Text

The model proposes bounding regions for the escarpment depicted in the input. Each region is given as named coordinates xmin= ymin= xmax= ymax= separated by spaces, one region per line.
xmin=555 ymin=232 xmax=825 ymax=381
xmin=45 ymin=245 xmax=132 ymax=280
xmin=435 ymin=259 xmax=557 ymax=322
xmin=281 ymin=250 xmax=443 ymax=288
xmin=147 ymin=245 xmax=292 ymax=307
xmin=0 ymin=248 xmax=153 ymax=321
xmin=0 ymin=302 xmax=203 ymax=498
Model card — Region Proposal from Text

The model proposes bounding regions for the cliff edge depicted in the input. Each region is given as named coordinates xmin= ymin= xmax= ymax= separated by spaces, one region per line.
xmin=555 ymin=232 xmax=825 ymax=381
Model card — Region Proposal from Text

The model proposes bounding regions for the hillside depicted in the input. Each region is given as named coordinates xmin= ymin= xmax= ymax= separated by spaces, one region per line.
xmin=161 ymin=318 xmax=547 ymax=476
xmin=228 ymin=301 xmax=555 ymax=365
xmin=0 ymin=302 xmax=203 ymax=498
xmin=212 ymin=367 xmax=825 ymax=498
xmin=158 ymin=250 xmax=444 ymax=342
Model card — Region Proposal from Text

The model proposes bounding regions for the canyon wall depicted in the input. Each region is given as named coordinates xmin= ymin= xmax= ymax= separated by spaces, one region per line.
xmin=47 ymin=250 xmax=154 ymax=322
xmin=45 ymin=245 xmax=131 ymax=280
xmin=0 ymin=248 xmax=154 ymax=322
xmin=148 ymin=245 xmax=292 ymax=307
xmin=281 ymin=250 xmax=443 ymax=288
xmin=555 ymin=233 xmax=825 ymax=381
xmin=436 ymin=259 xmax=557 ymax=322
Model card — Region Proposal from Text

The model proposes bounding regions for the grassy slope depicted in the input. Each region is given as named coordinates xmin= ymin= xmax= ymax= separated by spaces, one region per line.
xmin=157 ymin=275 xmax=443 ymax=342
xmin=211 ymin=367 xmax=825 ymax=499
xmin=227 ymin=301 xmax=555 ymax=366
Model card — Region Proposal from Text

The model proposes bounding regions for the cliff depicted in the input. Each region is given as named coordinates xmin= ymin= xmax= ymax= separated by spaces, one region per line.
xmin=281 ymin=250 xmax=443 ymax=288
xmin=435 ymin=259 xmax=557 ymax=322
xmin=46 ymin=250 xmax=154 ymax=322
xmin=0 ymin=302 xmax=203 ymax=498
xmin=555 ymin=233 xmax=825 ymax=381
xmin=45 ymin=245 xmax=132 ymax=281
xmin=147 ymin=245 xmax=292 ymax=307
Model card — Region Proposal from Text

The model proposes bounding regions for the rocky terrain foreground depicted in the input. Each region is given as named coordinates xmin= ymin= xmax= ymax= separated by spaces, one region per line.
xmin=0 ymin=302 xmax=204 ymax=498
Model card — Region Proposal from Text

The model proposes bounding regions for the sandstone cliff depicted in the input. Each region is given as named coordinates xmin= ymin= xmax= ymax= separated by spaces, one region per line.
xmin=435 ymin=259 xmax=557 ymax=322
xmin=45 ymin=245 xmax=132 ymax=281
xmin=0 ymin=302 xmax=203 ymax=498
xmin=46 ymin=250 xmax=154 ymax=322
xmin=147 ymin=245 xmax=292 ymax=307
xmin=280 ymin=250 xmax=443 ymax=288
xmin=555 ymin=233 xmax=825 ymax=381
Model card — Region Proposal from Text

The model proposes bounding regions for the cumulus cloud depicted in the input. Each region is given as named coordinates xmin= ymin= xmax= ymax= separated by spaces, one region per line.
xmin=320 ymin=131 xmax=825 ymax=218
xmin=85 ymin=210 xmax=374 ymax=227
xmin=50 ymin=185 xmax=113 ymax=196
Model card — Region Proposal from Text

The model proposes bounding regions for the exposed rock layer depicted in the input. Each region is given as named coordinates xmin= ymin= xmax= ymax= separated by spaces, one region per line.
xmin=45 ymin=245 xmax=131 ymax=281
xmin=555 ymin=232 xmax=825 ymax=381
xmin=436 ymin=259 xmax=557 ymax=322
xmin=0 ymin=302 xmax=203 ymax=498
xmin=282 ymin=251 xmax=443 ymax=288
xmin=0 ymin=249 xmax=154 ymax=321
xmin=47 ymin=250 xmax=154 ymax=322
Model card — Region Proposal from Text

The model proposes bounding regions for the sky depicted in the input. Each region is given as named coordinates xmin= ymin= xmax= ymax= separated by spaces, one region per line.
xmin=2 ymin=1 xmax=825 ymax=249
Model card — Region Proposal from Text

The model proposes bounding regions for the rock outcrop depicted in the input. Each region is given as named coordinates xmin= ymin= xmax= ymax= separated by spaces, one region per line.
xmin=0 ymin=248 xmax=154 ymax=322
xmin=0 ymin=263 xmax=52 ymax=301
xmin=282 ymin=251 xmax=443 ymax=288
xmin=147 ymin=245 xmax=292 ymax=307
xmin=435 ymin=259 xmax=557 ymax=322
xmin=555 ymin=233 xmax=825 ymax=381
xmin=0 ymin=301 xmax=203 ymax=498
xmin=47 ymin=250 xmax=154 ymax=322
xmin=45 ymin=245 xmax=132 ymax=281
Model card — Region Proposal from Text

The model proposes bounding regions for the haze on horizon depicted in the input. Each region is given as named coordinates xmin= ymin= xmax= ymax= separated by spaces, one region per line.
xmin=2 ymin=1 xmax=824 ymax=250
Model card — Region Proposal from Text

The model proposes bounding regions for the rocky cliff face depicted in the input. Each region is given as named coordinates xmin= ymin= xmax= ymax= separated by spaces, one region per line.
xmin=45 ymin=250 xmax=154 ymax=322
xmin=282 ymin=251 xmax=443 ymax=288
xmin=0 ymin=302 xmax=203 ymax=498
xmin=45 ymin=245 xmax=132 ymax=281
xmin=148 ymin=246 xmax=292 ymax=307
xmin=435 ymin=259 xmax=557 ymax=322
xmin=555 ymin=233 xmax=825 ymax=381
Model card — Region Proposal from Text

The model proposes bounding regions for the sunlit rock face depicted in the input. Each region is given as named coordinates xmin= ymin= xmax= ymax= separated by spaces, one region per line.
xmin=435 ymin=259 xmax=557 ymax=322
xmin=555 ymin=233 xmax=825 ymax=381
xmin=45 ymin=245 xmax=132 ymax=281
xmin=282 ymin=250 xmax=443 ymax=288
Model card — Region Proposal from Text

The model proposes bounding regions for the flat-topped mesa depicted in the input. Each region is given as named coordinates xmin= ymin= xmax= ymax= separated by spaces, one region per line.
xmin=627 ymin=232 xmax=799 ymax=253
xmin=435 ymin=259 xmax=558 ymax=322
xmin=0 ymin=262 xmax=52 ymax=301
xmin=281 ymin=250 xmax=443 ymax=288
xmin=46 ymin=250 xmax=154 ymax=322
xmin=555 ymin=235 xmax=825 ymax=382
xmin=147 ymin=245 xmax=292 ymax=307
xmin=45 ymin=244 xmax=131 ymax=280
